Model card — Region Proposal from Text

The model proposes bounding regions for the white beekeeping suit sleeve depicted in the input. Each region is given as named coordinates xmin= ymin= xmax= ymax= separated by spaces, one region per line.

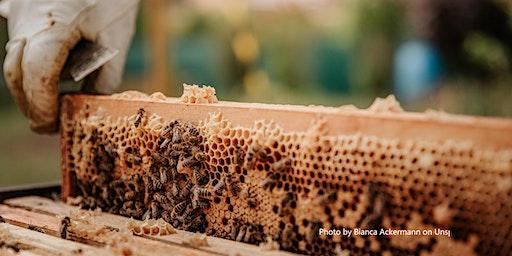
xmin=0 ymin=0 xmax=139 ymax=133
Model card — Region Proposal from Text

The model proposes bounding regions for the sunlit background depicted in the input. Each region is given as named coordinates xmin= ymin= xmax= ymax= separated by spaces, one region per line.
xmin=1 ymin=0 xmax=511 ymax=187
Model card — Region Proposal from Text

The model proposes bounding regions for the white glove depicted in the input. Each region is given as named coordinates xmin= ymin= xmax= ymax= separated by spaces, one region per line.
xmin=0 ymin=0 xmax=139 ymax=133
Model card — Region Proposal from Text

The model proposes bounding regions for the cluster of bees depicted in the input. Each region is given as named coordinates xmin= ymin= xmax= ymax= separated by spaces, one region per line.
xmin=73 ymin=109 xmax=213 ymax=233
xmin=144 ymin=115 xmax=211 ymax=232
xmin=230 ymin=220 xmax=265 ymax=245
xmin=73 ymin=138 xmax=121 ymax=212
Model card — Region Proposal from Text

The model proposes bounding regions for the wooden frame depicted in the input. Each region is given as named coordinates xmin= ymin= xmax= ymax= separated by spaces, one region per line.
xmin=58 ymin=94 xmax=512 ymax=255
xmin=61 ymin=95 xmax=512 ymax=198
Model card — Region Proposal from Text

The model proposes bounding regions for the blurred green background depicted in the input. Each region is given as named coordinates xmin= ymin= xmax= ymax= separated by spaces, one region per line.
xmin=1 ymin=0 xmax=511 ymax=187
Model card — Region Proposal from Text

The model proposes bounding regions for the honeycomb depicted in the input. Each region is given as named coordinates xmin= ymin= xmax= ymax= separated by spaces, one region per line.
xmin=126 ymin=218 xmax=176 ymax=236
xmin=179 ymin=84 xmax=218 ymax=104
xmin=61 ymin=93 xmax=512 ymax=256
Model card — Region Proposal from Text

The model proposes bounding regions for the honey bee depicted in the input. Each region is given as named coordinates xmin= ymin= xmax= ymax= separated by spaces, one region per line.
xmin=97 ymin=169 xmax=112 ymax=184
xmin=184 ymin=161 xmax=199 ymax=171
xmin=260 ymin=173 xmax=279 ymax=191
xmin=362 ymin=183 xmax=388 ymax=223
xmin=184 ymin=134 xmax=200 ymax=145
xmin=178 ymin=156 xmax=197 ymax=174
xmin=161 ymin=211 xmax=172 ymax=223
xmin=126 ymin=154 xmax=142 ymax=165
xmin=152 ymin=151 xmax=168 ymax=164
xmin=172 ymin=127 xmax=182 ymax=144
xmin=110 ymin=179 xmax=124 ymax=189
xmin=193 ymin=166 xmax=209 ymax=185
xmin=161 ymin=120 xmax=178 ymax=137
xmin=171 ymin=144 xmax=185 ymax=152
xmin=60 ymin=216 xmax=71 ymax=239
xmin=196 ymin=199 xmax=210 ymax=209
xmin=191 ymin=194 xmax=210 ymax=209
xmin=169 ymin=150 xmax=182 ymax=158
xmin=251 ymin=225 xmax=264 ymax=243
xmin=28 ymin=225 xmax=45 ymax=233
xmin=171 ymin=200 xmax=188 ymax=218
xmin=122 ymin=200 xmax=134 ymax=210
xmin=225 ymin=173 xmax=240 ymax=196
xmin=186 ymin=213 xmax=207 ymax=233
xmin=257 ymin=147 xmax=269 ymax=161
xmin=244 ymin=144 xmax=262 ymax=170
xmin=169 ymin=159 xmax=179 ymax=171
xmin=306 ymin=220 xmax=322 ymax=243
xmin=192 ymin=148 xmax=207 ymax=162
xmin=211 ymin=179 xmax=225 ymax=193
xmin=170 ymin=182 xmax=180 ymax=197
xmin=281 ymin=192 xmax=294 ymax=206
xmin=191 ymin=197 xmax=199 ymax=209
xmin=92 ymin=144 xmax=115 ymax=173
xmin=143 ymin=176 xmax=154 ymax=204
xmin=364 ymin=192 xmax=389 ymax=228
xmin=243 ymin=225 xmax=253 ymax=242
xmin=183 ymin=207 xmax=201 ymax=224
xmin=142 ymin=209 xmax=151 ymax=220
xmin=100 ymin=187 xmax=111 ymax=202
xmin=158 ymin=168 xmax=169 ymax=184
xmin=272 ymin=157 xmax=292 ymax=172
xmin=159 ymin=138 xmax=172 ymax=150
xmin=187 ymin=125 xmax=199 ymax=136
xmin=281 ymin=223 xmax=294 ymax=250
xmin=236 ymin=225 xmax=246 ymax=242
xmin=247 ymin=198 xmax=258 ymax=209
xmin=119 ymin=205 xmax=131 ymax=217
xmin=234 ymin=147 xmax=245 ymax=166
xmin=134 ymin=108 xmax=146 ymax=128
xmin=373 ymin=194 xmax=387 ymax=218
xmin=180 ymin=182 xmax=194 ymax=198
xmin=230 ymin=223 xmax=240 ymax=240
xmin=152 ymin=176 xmax=163 ymax=191
xmin=193 ymin=187 xmax=210 ymax=199
xmin=280 ymin=192 xmax=295 ymax=215
xmin=279 ymin=192 xmax=295 ymax=216
xmin=82 ymin=196 xmax=98 ymax=210
xmin=126 ymin=181 xmax=140 ymax=194
xmin=182 ymin=127 xmax=200 ymax=145
xmin=88 ymin=128 xmax=98 ymax=143
xmin=124 ymin=191 xmax=135 ymax=201
xmin=316 ymin=191 xmax=337 ymax=206
xmin=153 ymin=193 xmax=167 ymax=204
xmin=133 ymin=201 xmax=145 ymax=218
xmin=150 ymin=201 xmax=162 ymax=219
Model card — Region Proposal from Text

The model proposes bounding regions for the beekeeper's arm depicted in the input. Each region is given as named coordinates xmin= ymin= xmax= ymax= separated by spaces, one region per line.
xmin=0 ymin=0 xmax=139 ymax=133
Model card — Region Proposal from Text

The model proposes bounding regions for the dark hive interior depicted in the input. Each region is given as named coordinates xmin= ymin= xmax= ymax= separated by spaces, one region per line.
xmin=61 ymin=102 xmax=512 ymax=256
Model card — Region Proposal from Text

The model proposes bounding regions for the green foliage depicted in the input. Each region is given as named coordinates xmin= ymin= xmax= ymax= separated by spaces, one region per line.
xmin=350 ymin=0 xmax=406 ymax=96
xmin=464 ymin=33 xmax=510 ymax=75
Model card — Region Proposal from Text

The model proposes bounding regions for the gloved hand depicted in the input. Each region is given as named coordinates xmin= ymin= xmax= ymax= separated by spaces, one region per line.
xmin=0 ymin=0 xmax=139 ymax=133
